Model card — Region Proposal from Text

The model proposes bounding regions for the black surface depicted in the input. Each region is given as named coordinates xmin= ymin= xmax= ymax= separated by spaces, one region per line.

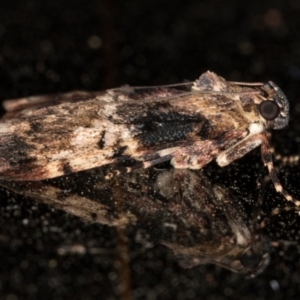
xmin=1 ymin=0 xmax=300 ymax=299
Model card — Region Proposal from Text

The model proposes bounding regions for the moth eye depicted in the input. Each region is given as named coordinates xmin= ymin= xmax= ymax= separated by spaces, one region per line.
xmin=240 ymin=252 xmax=262 ymax=269
xmin=259 ymin=100 xmax=280 ymax=120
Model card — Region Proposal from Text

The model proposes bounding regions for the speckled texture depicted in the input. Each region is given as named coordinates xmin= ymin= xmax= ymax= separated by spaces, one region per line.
xmin=1 ymin=0 xmax=300 ymax=299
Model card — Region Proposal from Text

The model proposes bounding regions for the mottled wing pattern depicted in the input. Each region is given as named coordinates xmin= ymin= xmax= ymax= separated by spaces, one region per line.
xmin=0 ymin=74 xmax=253 ymax=181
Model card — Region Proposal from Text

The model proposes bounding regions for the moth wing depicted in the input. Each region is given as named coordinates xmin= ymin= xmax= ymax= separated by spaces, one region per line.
xmin=2 ymin=81 xmax=194 ymax=119
xmin=0 ymin=78 xmax=249 ymax=181
xmin=2 ymin=91 xmax=107 ymax=119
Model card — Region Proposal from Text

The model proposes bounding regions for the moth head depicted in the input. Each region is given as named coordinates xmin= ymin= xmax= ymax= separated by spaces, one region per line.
xmin=259 ymin=81 xmax=289 ymax=130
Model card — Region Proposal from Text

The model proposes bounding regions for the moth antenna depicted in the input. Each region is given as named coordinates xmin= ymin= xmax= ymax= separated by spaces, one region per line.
xmin=191 ymin=90 xmax=261 ymax=96
xmin=132 ymin=81 xmax=194 ymax=89
xmin=228 ymin=81 xmax=264 ymax=86
xmin=215 ymin=91 xmax=261 ymax=96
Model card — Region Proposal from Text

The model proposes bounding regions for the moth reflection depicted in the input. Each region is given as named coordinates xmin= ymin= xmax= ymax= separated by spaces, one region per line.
xmin=0 ymin=167 xmax=270 ymax=278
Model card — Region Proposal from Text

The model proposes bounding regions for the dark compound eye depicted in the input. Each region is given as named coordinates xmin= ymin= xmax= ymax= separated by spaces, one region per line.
xmin=259 ymin=100 xmax=280 ymax=120
xmin=240 ymin=252 xmax=262 ymax=269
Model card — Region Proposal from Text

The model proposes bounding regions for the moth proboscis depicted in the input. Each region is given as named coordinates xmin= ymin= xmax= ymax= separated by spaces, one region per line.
xmin=0 ymin=71 xmax=298 ymax=207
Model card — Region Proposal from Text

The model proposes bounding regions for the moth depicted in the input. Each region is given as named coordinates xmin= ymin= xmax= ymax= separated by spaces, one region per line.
xmin=0 ymin=71 xmax=297 ymax=205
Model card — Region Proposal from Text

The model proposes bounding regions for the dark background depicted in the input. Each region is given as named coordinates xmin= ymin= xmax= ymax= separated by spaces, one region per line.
xmin=1 ymin=0 xmax=300 ymax=299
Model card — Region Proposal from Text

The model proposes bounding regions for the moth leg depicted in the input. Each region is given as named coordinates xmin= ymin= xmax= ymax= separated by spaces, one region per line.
xmin=216 ymin=134 xmax=262 ymax=167
xmin=170 ymin=131 xmax=249 ymax=169
xmin=217 ymin=133 xmax=300 ymax=206
xmin=260 ymin=135 xmax=300 ymax=206
xmin=266 ymin=131 xmax=300 ymax=166
xmin=143 ymin=155 xmax=174 ymax=168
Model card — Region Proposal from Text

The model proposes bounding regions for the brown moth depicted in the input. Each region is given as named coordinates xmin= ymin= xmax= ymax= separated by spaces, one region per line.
xmin=0 ymin=71 xmax=297 ymax=205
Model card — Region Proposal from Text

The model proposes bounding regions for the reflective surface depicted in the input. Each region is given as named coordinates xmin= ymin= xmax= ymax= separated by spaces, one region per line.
xmin=0 ymin=167 xmax=272 ymax=278
xmin=1 ymin=155 xmax=300 ymax=298
xmin=2 ymin=0 xmax=300 ymax=299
